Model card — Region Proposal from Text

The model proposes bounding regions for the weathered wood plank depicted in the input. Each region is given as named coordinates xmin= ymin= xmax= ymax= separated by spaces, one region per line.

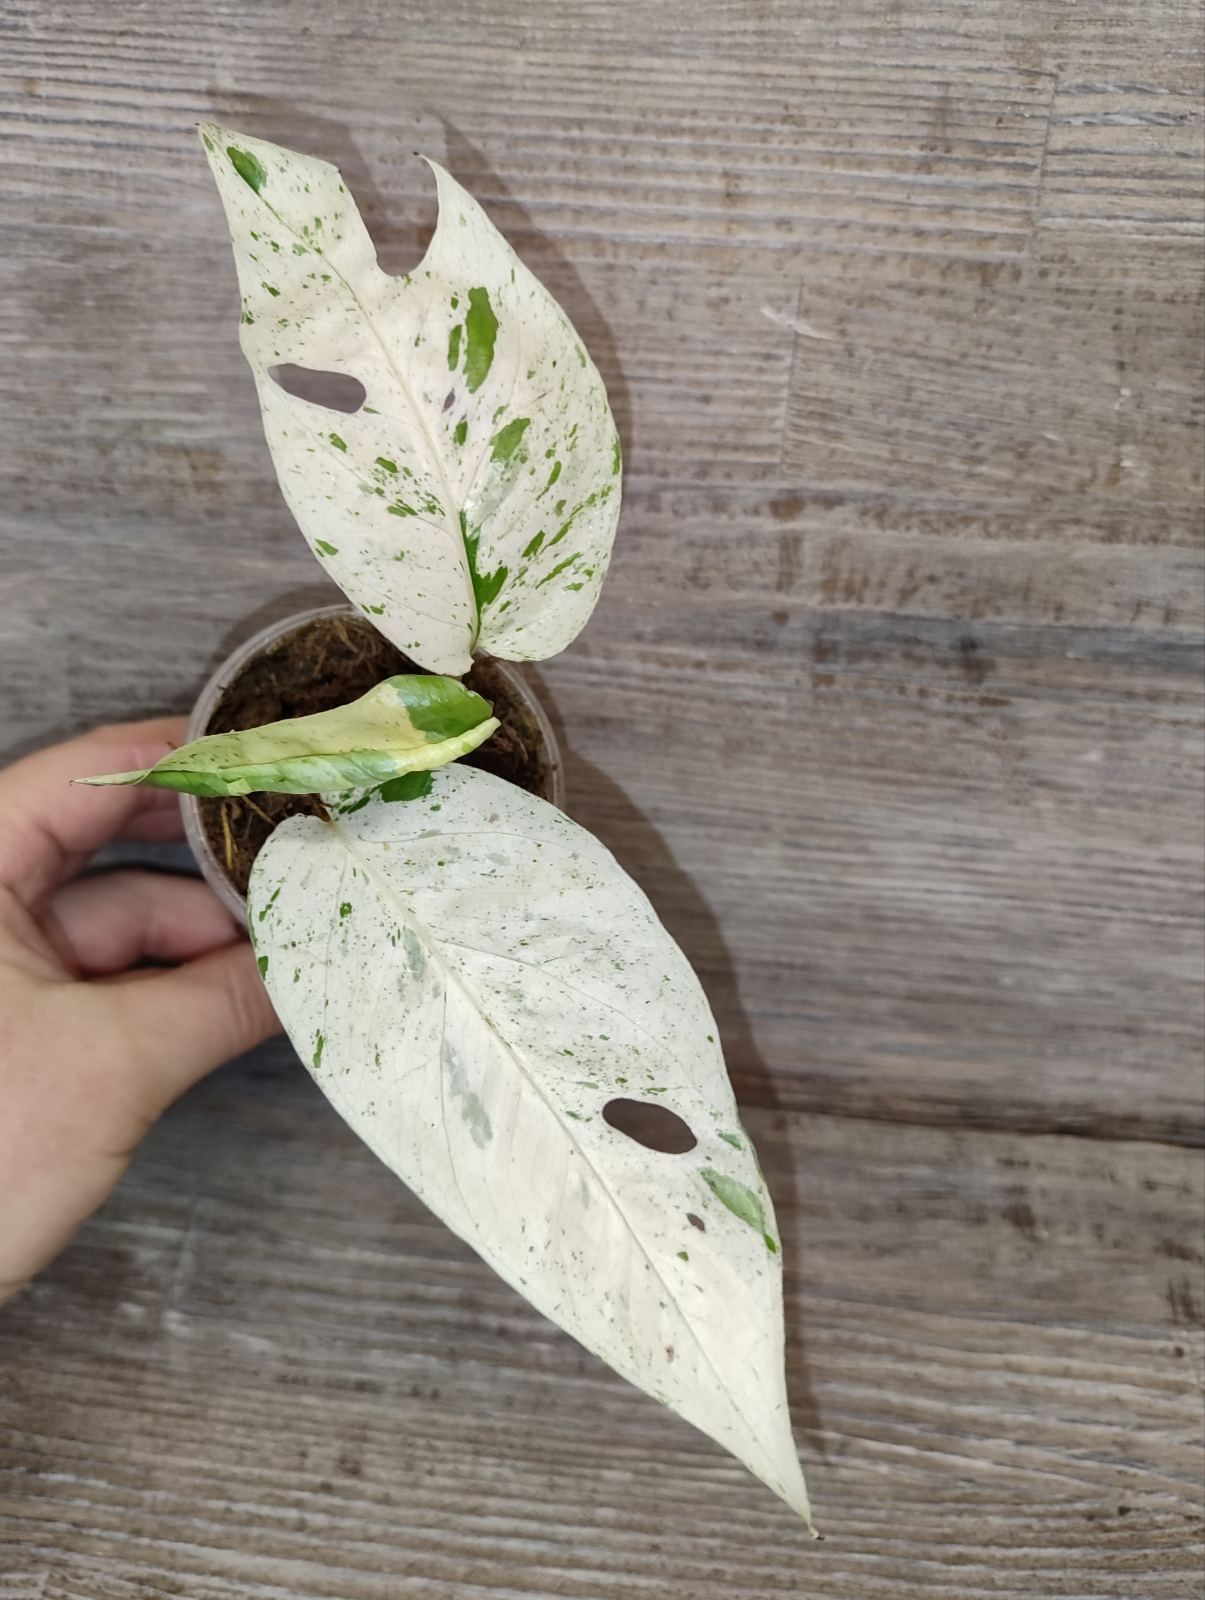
xmin=0 ymin=1060 xmax=1201 ymax=1597
xmin=781 ymin=237 xmax=1203 ymax=532
xmin=1 ymin=1 xmax=1203 ymax=1591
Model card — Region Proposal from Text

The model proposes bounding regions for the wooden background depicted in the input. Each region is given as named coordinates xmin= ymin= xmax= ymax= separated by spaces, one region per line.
xmin=1 ymin=0 xmax=1203 ymax=1594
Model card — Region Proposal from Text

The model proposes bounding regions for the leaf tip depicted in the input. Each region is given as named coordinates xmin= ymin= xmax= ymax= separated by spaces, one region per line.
xmin=73 ymin=768 xmax=150 ymax=788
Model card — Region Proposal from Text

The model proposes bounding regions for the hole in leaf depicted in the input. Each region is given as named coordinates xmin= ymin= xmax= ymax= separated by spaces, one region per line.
xmin=686 ymin=1212 xmax=706 ymax=1232
xmin=269 ymin=364 xmax=367 ymax=414
xmin=602 ymin=1098 xmax=697 ymax=1154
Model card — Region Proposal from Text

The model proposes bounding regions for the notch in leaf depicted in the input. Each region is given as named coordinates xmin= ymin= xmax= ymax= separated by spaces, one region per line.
xmin=200 ymin=123 xmax=623 ymax=675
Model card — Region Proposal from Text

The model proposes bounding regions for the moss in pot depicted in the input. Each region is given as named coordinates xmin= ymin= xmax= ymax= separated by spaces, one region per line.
xmin=76 ymin=125 xmax=815 ymax=1532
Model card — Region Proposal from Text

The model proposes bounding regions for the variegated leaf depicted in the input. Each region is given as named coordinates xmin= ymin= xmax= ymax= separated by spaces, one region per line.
xmin=200 ymin=124 xmax=622 ymax=675
xmin=249 ymin=763 xmax=813 ymax=1527
xmin=77 ymin=676 xmax=497 ymax=796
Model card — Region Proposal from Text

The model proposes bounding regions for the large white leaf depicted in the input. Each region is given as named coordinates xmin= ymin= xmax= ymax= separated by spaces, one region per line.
xmin=200 ymin=125 xmax=622 ymax=675
xmin=250 ymin=764 xmax=812 ymax=1525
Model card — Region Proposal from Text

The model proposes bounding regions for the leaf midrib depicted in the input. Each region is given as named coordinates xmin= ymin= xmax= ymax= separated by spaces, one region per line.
xmin=250 ymin=184 xmax=478 ymax=643
xmin=322 ymin=810 xmax=788 ymax=1479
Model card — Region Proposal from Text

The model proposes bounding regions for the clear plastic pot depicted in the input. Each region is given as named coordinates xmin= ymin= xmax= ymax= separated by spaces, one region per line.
xmin=181 ymin=602 xmax=564 ymax=921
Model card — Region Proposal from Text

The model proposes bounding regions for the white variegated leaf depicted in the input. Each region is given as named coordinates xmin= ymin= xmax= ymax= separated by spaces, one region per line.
xmin=250 ymin=764 xmax=812 ymax=1526
xmin=200 ymin=125 xmax=622 ymax=675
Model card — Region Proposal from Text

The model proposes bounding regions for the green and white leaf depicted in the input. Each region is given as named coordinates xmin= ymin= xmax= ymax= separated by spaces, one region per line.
xmin=200 ymin=124 xmax=622 ymax=676
xmin=78 ymin=676 xmax=497 ymax=797
xmin=250 ymin=764 xmax=812 ymax=1526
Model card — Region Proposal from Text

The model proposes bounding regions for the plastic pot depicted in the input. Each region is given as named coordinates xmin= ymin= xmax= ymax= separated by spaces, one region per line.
xmin=181 ymin=602 xmax=564 ymax=920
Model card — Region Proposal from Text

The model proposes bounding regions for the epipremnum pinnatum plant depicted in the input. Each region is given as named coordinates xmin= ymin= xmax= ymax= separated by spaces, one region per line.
xmin=81 ymin=124 xmax=814 ymax=1532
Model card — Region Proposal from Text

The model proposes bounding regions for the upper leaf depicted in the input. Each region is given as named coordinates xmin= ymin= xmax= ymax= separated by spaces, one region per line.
xmin=249 ymin=764 xmax=812 ymax=1526
xmin=77 ymin=676 xmax=497 ymax=796
xmin=200 ymin=124 xmax=622 ymax=675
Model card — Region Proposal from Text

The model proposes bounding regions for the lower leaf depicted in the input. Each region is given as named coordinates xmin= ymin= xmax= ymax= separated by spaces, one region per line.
xmin=249 ymin=763 xmax=813 ymax=1527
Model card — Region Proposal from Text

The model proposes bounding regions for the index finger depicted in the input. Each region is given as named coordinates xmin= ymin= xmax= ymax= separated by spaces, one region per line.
xmin=0 ymin=718 xmax=189 ymax=905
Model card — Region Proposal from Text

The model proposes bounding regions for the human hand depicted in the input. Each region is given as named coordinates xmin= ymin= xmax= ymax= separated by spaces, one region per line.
xmin=0 ymin=719 xmax=279 ymax=1302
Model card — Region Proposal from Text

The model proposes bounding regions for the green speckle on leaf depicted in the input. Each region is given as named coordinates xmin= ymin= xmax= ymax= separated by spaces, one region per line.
xmin=402 ymin=925 xmax=427 ymax=977
xmin=474 ymin=563 xmax=508 ymax=610
xmin=700 ymin=1168 xmax=777 ymax=1253
xmin=338 ymin=790 xmax=374 ymax=815
xmin=380 ymin=770 xmax=434 ymax=803
xmin=257 ymin=885 xmax=281 ymax=922
xmin=313 ymin=1031 xmax=325 ymax=1069
xmin=257 ymin=955 xmax=269 ymax=979
xmin=490 ymin=416 xmax=530 ymax=464
xmin=447 ymin=321 xmax=463 ymax=370
xmin=536 ymin=553 xmax=579 ymax=588
xmin=612 ymin=435 xmax=622 ymax=475
xmin=543 ymin=458 xmax=562 ymax=493
xmin=452 ymin=419 xmax=468 ymax=446
xmin=463 ymin=286 xmax=499 ymax=392
xmin=364 ymin=603 xmax=386 ymax=615
xmin=676 ymin=1250 xmax=689 ymax=1262
xmin=315 ymin=539 xmax=338 ymax=556
xmin=461 ymin=510 xmax=509 ymax=618
xmin=329 ymin=433 xmax=347 ymax=451
xmin=450 ymin=294 xmax=460 ymax=309
xmin=388 ymin=501 xmax=417 ymax=517
xmin=339 ymin=901 xmax=353 ymax=918
xmin=227 ymin=145 xmax=267 ymax=194
xmin=443 ymin=1040 xmax=492 ymax=1147
xmin=262 ymin=283 xmax=281 ymax=298
xmin=375 ymin=457 xmax=398 ymax=474
xmin=718 ymin=1131 xmax=744 ymax=1151
xmin=522 ymin=530 xmax=545 ymax=560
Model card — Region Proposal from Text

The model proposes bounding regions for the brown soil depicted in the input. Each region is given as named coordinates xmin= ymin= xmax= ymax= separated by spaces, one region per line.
xmin=198 ymin=611 xmax=553 ymax=897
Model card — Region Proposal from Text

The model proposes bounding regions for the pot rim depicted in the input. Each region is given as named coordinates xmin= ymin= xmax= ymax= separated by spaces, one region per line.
xmin=181 ymin=602 xmax=565 ymax=921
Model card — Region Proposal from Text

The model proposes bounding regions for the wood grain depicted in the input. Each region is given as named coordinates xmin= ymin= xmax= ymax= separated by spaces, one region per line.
xmin=1 ymin=0 xmax=1202 ymax=1591
xmin=1 ymin=1061 xmax=1202 ymax=1598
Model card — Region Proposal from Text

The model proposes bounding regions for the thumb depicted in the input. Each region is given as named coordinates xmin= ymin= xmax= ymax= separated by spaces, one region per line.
xmin=105 ymin=940 xmax=280 ymax=1119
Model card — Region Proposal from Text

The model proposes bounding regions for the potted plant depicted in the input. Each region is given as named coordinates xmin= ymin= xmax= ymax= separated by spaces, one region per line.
xmin=81 ymin=125 xmax=815 ymax=1532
